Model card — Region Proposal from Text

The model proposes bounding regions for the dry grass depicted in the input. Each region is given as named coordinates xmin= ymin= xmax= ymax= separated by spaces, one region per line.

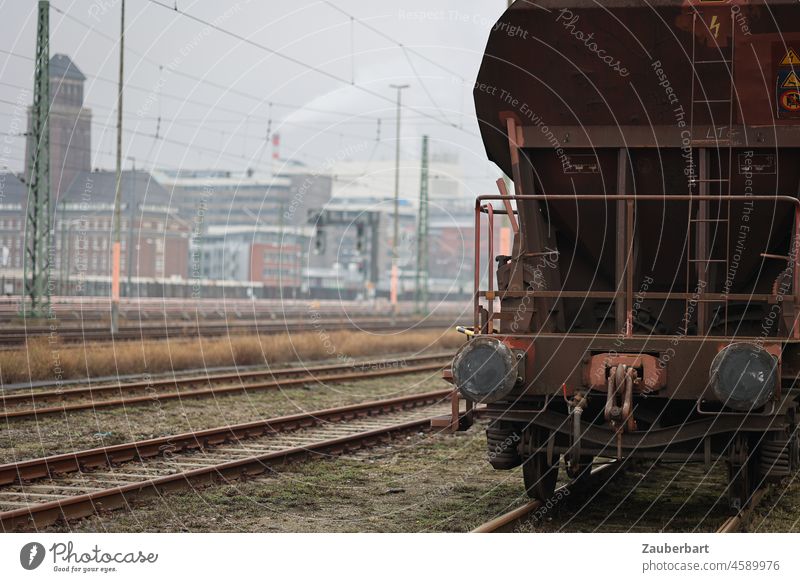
xmin=0 ymin=328 xmax=463 ymax=385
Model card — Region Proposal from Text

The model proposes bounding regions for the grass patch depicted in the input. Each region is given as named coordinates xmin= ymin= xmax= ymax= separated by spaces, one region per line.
xmin=0 ymin=328 xmax=463 ymax=385
xmin=47 ymin=425 xmax=525 ymax=533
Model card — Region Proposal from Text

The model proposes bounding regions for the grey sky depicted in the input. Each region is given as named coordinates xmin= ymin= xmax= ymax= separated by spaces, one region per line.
xmin=0 ymin=0 xmax=509 ymax=199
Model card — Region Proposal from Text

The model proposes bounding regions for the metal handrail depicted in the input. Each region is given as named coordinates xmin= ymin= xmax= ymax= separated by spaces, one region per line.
xmin=473 ymin=194 xmax=800 ymax=339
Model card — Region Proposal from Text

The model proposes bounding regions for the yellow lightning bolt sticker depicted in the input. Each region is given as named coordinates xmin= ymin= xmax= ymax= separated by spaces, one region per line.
xmin=709 ymin=15 xmax=721 ymax=39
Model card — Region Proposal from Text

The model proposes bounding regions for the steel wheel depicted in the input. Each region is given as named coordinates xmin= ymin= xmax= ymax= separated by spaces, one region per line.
xmin=523 ymin=452 xmax=558 ymax=500
xmin=727 ymin=434 xmax=758 ymax=510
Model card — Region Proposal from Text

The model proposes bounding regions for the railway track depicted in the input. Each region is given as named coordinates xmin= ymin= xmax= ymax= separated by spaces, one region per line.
xmin=472 ymin=461 xmax=771 ymax=533
xmin=0 ymin=389 xmax=453 ymax=531
xmin=716 ymin=486 xmax=769 ymax=533
xmin=472 ymin=462 xmax=621 ymax=533
xmin=0 ymin=316 xmax=457 ymax=347
xmin=0 ymin=353 xmax=451 ymax=421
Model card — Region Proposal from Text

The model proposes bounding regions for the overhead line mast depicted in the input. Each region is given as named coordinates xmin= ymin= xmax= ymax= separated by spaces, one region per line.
xmin=23 ymin=0 xmax=51 ymax=317
xmin=390 ymin=83 xmax=409 ymax=322
xmin=415 ymin=135 xmax=430 ymax=315
xmin=111 ymin=0 xmax=125 ymax=336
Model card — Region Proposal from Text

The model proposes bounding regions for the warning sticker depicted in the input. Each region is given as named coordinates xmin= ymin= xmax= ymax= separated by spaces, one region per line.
xmin=776 ymin=61 xmax=800 ymax=117
xmin=779 ymin=89 xmax=800 ymax=113
xmin=781 ymin=48 xmax=800 ymax=66
xmin=780 ymin=70 xmax=800 ymax=88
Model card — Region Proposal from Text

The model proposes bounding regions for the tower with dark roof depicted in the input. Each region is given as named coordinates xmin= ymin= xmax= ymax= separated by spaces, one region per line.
xmin=25 ymin=54 xmax=92 ymax=200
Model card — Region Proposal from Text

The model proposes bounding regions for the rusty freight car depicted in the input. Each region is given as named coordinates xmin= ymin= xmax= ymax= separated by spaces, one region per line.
xmin=445 ymin=0 xmax=800 ymax=508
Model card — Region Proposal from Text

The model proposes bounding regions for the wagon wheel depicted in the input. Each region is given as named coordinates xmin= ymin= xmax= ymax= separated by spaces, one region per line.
xmin=727 ymin=434 xmax=759 ymax=511
xmin=789 ymin=407 xmax=800 ymax=474
xmin=569 ymin=455 xmax=595 ymax=484
xmin=523 ymin=452 xmax=559 ymax=500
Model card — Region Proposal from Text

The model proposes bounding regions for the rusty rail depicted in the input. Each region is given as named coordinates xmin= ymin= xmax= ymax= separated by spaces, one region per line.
xmin=0 ymin=354 xmax=451 ymax=421
xmin=716 ymin=486 xmax=768 ymax=533
xmin=0 ymin=390 xmax=453 ymax=531
xmin=471 ymin=462 xmax=620 ymax=533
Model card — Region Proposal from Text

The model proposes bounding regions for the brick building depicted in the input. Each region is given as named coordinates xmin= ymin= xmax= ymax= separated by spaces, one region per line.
xmin=57 ymin=170 xmax=189 ymax=288
xmin=1 ymin=54 xmax=190 ymax=296
xmin=25 ymin=54 xmax=91 ymax=200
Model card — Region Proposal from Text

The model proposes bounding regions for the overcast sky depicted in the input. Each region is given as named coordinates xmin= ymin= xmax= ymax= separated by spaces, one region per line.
xmin=0 ymin=0 xmax=510 ymax=200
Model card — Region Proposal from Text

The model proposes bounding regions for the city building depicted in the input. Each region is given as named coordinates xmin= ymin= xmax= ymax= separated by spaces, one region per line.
xmin=0 ymin=174 xmax=26 ymax=294
xmin=0 ymin=168 xmax=190 ymax=296
xmin=194 ymin=225 xmax=312 ymax=297
xmin=152 ymin=165 xmax=332 ymax=230
xmin=330 ymin=153 xmax=470 ymax=216
xmin=326 ymin=152 xmax=473 ymax=296
xmin=57 ymin=170 xmax=190 ymax=288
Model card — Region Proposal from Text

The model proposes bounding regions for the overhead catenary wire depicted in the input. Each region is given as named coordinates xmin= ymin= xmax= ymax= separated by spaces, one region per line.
xmin=322 ymin=1 xmax=464 ymax=127
xmin=145 ymin=0 xmax=470 ymax=134
xmin=0 ymin=44 xmax=435 ymax=170
xmin=0 ymin=55 xmax=474 ymax=130
xmin=0 ymin=46 xmax=383 ymax=128
xmin=320 ymin=1 xmax=467 ymax=84
xmin=47 ymin=3 xmax=393 ymax=123
xmin=0 ymin=104 xmax=424 ymax=186
xmin=0 ymin=74 xmax=399 ymax=173
xmin=0 ymin=1 xmax=479 ymax=186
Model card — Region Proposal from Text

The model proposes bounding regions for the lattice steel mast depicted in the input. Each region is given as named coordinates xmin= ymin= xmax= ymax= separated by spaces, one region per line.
xmin=23 ymin=0 xmax=51 ymax=316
